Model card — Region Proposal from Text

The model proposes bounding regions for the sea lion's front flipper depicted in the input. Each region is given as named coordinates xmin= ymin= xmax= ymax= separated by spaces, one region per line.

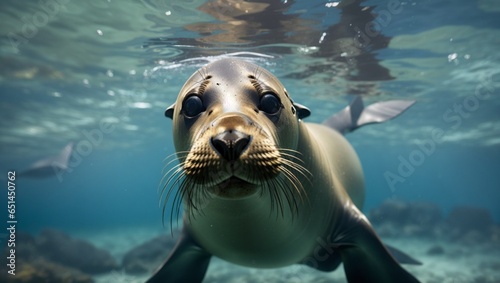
xmin=323 ymin=95 xmax=415 ymax=134
xmin=385 ymin=244 xmax=422 ymax=265
xmin=146 ymin=228 xmax=211 ymax=283
xmin=337 ymin=206 xmax=421 ymax=283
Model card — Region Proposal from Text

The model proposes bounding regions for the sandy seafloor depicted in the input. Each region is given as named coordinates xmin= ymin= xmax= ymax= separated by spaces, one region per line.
xmin=73 ymin=226 xmax=500 ymax=283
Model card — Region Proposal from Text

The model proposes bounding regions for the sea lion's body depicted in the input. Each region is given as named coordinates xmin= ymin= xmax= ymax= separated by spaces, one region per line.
xmin=149 ymin=58 xmax=420 ymax=282
xmin=188 ymin=124 xmax=363 ymax=268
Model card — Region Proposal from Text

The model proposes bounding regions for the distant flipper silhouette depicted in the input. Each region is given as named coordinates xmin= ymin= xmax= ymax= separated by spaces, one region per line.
xmin=18 ymin=142 xmax=74 ymax=179
xmin=323 ymin=95 xmax=416 ymax=134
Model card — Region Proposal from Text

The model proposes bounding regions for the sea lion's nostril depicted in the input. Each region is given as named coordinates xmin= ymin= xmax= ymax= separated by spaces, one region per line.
xmin=210 ymin=130 xmax=251 ymax=161
xmin=211 ymin=137 xmax=229 ymax=159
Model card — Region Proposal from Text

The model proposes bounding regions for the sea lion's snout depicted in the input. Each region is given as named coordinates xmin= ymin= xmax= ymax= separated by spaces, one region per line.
xmin=210 ymin=130 xmax=252 ymax=161
xmin=181 ymin=108 xmax=282 ymax=195
xmin=208 ymin=113 xmax=254 ymax=161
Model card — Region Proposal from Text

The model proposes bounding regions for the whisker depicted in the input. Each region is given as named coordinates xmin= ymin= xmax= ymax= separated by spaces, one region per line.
xmin=265 ymin=148 xmax=312 ymax=220
xmin=161 ymin=168 xmax=184 ymax=209
xmin=278 ymin=148 xmax=303 ymax=154
xmin=161 ymin=152 xmax=188 ymax=173
xmin=163 ymin=153 xmax=188 ymax=166
xmin=160 ymin=171 xmax=185 ymax=233
xmin=159 ymin=164 xmax=185 ymax=197
xmin=278 ymin=151 xmax=306 ymax=164
xmin=282 ymin=161 xmax=311 ymax=209
xmin=265 ymin=180 xmax=275 ymax=219
xmin=280 ymin=157 xmax=312 ymax=184
xmin=158 ymin=139 xmax=313 ymax=234
xmin=268 ymin=178 xmax=279 ymax=219
xmin=279 ymin=167 xmax=304 ymax=216
xmin=162 ymin=169 xmax=189 ymax=232
xmin=172 ymin=175 xmax=194 ymax=230
xmin=162 ymin=151 xmax=189 ymax=164
xmin=275 ymin=176 xmax=291 ymax=219
xmin=280 ymin=166 xmax=305 ymax=198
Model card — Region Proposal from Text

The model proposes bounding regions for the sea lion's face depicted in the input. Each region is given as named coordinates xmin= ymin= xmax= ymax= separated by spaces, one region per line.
xmin=165 ymin=59 xmax=306 ymax=202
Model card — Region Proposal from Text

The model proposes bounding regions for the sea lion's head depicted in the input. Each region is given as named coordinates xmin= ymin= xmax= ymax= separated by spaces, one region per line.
xmin=163 ymin=58 xmax=310 ymax=217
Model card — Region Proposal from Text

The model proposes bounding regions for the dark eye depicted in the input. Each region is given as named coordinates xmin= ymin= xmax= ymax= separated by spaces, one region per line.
xmin=182 ymin=95 xmax=205 ymax=118
xmin=259 ymin=93 xmax=281 ymax=115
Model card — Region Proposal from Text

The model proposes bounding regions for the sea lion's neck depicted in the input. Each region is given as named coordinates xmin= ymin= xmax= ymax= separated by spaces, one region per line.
xmin=296 ymin=122 xmax=356 ymax=234
xmin=184 ymin=186 xmax=321 ymax=267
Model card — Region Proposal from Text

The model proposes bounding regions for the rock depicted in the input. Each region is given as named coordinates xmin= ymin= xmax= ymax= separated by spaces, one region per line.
xmin=122 ymin=234 xmax=177 ymax=274
xmin=2 ymin=229 xmax=127 ymax=281
xmin=2 ymin=232 xmax=39 ymax=262
xmin=369 ymin=200 xmax=442 ymax=237
xmin=491 ymin=225 xmax=500 ymax=245
xmin=408 ymin=202 xmax=442 ymax=229
xmin=447 ymin=206 xmax=493 ymax=234
xmin=402 ymin=224 xmax=427 ymax=237
xmin=36 ymin=229 xmax=118 ymax=274
xmin=473 ymin=275 xmax=498 ymax=283
xmin=426 ymin=245 xmax=444 ymax=255
xmin=0 ymin=259 xmax=94 ymax=283
xmin=479 ymin=260 xmax=500 ymax=271
xmin=446 ymin=206 xmax=495 ymax=243
xmin=370 ymin=200 xmax=411 ymax=225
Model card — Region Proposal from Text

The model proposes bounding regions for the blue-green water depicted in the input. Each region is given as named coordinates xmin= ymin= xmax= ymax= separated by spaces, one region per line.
xmin=1 ymin=0 xmax=499 ymax=282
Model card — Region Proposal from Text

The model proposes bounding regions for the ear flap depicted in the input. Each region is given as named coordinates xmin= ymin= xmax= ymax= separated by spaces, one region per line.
xmin=165 ymin=103 xmax=175 ymax=119
xmin=293 ymin=102 xmax=311 ymax=119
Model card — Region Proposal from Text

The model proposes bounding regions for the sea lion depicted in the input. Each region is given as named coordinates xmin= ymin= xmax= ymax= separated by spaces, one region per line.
xmin=148 ymin=58 xmax=420 ymax=283
xmin=18 ymin=142 xmax=73 ymax=179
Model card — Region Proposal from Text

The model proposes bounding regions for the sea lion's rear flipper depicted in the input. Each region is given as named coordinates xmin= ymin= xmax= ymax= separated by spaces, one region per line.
xmin=146 ymin=229 xmax=211 ymax=283
xmin=323 ymin=95 xmax=415 ymax=134
xmin=336 ymin=206 xmax=421 ymax=283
